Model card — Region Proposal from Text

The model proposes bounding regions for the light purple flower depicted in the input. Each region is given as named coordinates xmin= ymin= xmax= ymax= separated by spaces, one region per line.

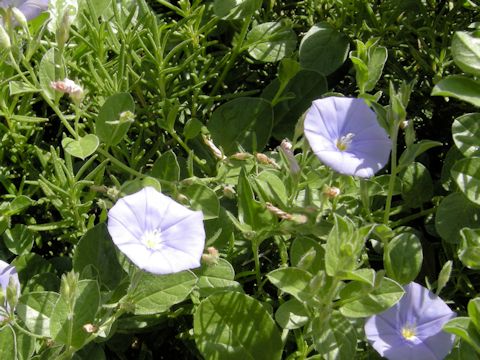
xmin=107 ymin=187 xmax=206 ymax=275
xmin=0 ymin=260 xmax=20 ymax=320
xmin=304 ymin=97 xmax=391 ymax=178
xmin=365 ymin=282 xmax=456 ymax=360
xmin=0 ymin=0 xmax=48 ymax=21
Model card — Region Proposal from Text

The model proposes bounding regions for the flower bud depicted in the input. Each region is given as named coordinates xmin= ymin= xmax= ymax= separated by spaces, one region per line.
xmin=11 ymin=7 xmax=27 ymax=30
xmin=202 ymin=247 xmax=220 ymax=265
xmin=223 ymin=185 xmax=236 ymax=199
xmin=0 ymin=24 xmax=11 ymax=49
xmin=323 ymin=186 xmax=341 ymax=199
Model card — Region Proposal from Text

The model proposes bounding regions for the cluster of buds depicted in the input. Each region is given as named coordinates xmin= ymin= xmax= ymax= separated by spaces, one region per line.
xmin=265 ymin=202 xmax=307 ymax=224
xmin=50 ymin=78 xmax=84 ymax=105
xmin=202 ymin=247 xmax=220 ymax=265
xmin=323 ymin=186 xmax=341 ymax=199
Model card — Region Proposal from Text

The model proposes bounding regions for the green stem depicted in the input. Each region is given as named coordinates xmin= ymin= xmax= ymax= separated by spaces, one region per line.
xmin=168 ymin=130 xmax=209 ymax=173
xmin=383 ymin=124 xmax=399 ymax=224
xmin=390 ymin=207 xmax=436 ymax=228
xmin=210 ymin=16 xmax=252 ymax=96
xmin=96 ymin=148 xmax=144 ymax=178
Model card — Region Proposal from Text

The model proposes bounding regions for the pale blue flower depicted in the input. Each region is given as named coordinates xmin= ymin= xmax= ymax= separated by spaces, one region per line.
xmin=365 ymin=282 xmax=456 ymax=360
xmin=0 ymin=0 xmax=48 ymax=21
xmin=304 ymin=97 xmax=391 ymax=178
xmin=107 ymin=187 xmax=206 ymax=275
xmin=0 ymin=260 xmax=20 ymax=320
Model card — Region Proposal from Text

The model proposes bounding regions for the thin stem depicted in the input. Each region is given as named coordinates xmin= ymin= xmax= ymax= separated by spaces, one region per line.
xmin=390 ymin=207 xmax=436 ymax=228
xmin=168 ymin=130 xmax=209 ymax=173
xmin=96 ymin=148 xmax=144 ymax=178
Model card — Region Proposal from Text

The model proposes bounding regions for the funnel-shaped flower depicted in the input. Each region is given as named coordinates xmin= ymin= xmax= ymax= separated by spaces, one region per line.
xmin=0 ymin=260 xmax=20 ymax=320
xmin=304 ymin=97 xmax=391 ymax=178
xmin=0 ymin=0 xmax=49 ymax=21
xmin=365 ymin=282 xmax=456 ymax=360
xmin=107 ymin=187 xmax=205 ymax=274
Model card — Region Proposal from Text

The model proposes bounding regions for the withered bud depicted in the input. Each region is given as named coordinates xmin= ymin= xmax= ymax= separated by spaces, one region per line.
xmin=230 ymin=152 xmax=251 ymax=160
xmin=323 ymin=186 xmax=341 ymax=199
xmin=203 ymin=135 xmax=226 ymax=160
xmin=83 ymin=323 xmax=98 ymax=333
xmin=223 ymin=185 xmax=236 ymax=199
xmin=202 ymin=247 xmax=220 ymax=265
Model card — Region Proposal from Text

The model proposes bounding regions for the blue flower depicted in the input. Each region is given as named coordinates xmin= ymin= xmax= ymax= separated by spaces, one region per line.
xmin=107 ymin=187 xmax=206 ymax=275
xmin=0 ymin=0 xmax=48 ymax=21
xmin=365 ymin=282 xmax=456 ymax=360
xmin=304 ymin=97 xmax=391 ymax=178
xmin=0 ymin=260 xmax=20 ymax=320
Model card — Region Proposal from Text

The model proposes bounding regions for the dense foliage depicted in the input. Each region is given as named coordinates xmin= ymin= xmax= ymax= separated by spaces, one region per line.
xmin=1 ymin=0 xmax=480 ymax=359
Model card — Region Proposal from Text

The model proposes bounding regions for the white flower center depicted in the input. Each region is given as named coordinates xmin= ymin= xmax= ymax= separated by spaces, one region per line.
xmin=140 ymin=229 xmax=163 ymax=250
xmin=401 ymin=324 xmax=417 ymax=341
xmin=336 ymin=133 xmax=355 ymax=151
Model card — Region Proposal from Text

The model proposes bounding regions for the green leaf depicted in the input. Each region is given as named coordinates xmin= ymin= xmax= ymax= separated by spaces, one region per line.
xmin=195 ymin=258 xmax=242 ymax=298
xmin=181 ymin=183 xmax=220 ymax=220
xmin=444 ymin=317 xmax=480 ymax=353
xmin=208 ymin=97 xmax=273 ymax=155
xmin=0 ymin=325 xmax=16 ymax=360
xmin=255 ymin=170 xmax=288 ymax=206
xmin=451 ymin=157 xmax=480 ymax=205
xmin=2 ymin=224 xmax=35 ymax=255
xmin=17 ymin=291 xmax=60 ymax=337
xmin=39 ymin=48 xmax=65 ymax=100
xmin=275 ymin=299 xmax=309 ymax=329
xmin=311 ymin=311 xmax=357 ymax=358
xmin=365 ymin=46 xmax=388 ymax=92
xmin=5 ymin=195 xmax=32 ymax=216
xmin=267 ymin=267 xmax=313 ymax=302
xmin=384 ymin=232 xmax=423 ymax=284
xmin=432 ymin=75 xmax=480 ymax=107
xmin=61 ymin=134 xmax=99 ymax=160
xmin=246 ymin=21 xmax=297 ymax=62
xmin=452 ymin=113 xmax=480 ymax=157
xmin=452 ymin=31 xmax=480 ymax=76
xmin=290 ymin=236 xmax=325 ymax=275
xmin=12 ymin=253 xmax=54 ymax=285
xmin=50 ymin=279 xmax=100 ymax=349
xmin=437 ymin=260 xmax=453 ymax=295
xmin=213 ymin=0 xmax=262 ymax=19
xmin=299 ymin=22 xmax=349 ymax=76
xmin=459 ymin=228 xmax=480 ymax=269
xmin=436 ymin=193 xmax=480 ymax=244
xmin=339 ymin=277 xmax=404 ymax=318
xmin=278 ymin=58 xmax=301 ymax=85
xmin=262 ymin=69 xmax=327 ymax=140
xmin=96 ymin=93 xmax=135 ymax=147
xmin=73 ymin=223 xmax=126 ymax=289
xmin=338 ymin=268 xmax=376 ymax=288
xmin=9 ymin=81 xmax=40 ymax=95
xmin=400 ymin=162 xmax=433 ymax=208
xmin=194 ymin=292 xmax=283 ymax=360
xmin=325 ymin=216 xmax=367 ymax=276
xmin=398 ymin=140 xmax=442 ymax=171
xmin=151 ymin=150 xmax=180 ymax=184
xmin=129 ymin=271 xmax=197 ymax=315
xmin=468 ymin=298 xmax=480 ymax=332
xmin=183 ymin=118 xmax=203 ymax=140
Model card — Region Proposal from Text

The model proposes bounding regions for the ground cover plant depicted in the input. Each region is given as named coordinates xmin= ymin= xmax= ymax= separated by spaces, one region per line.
xmin=1 ymin=0 xmax=480 ymax=359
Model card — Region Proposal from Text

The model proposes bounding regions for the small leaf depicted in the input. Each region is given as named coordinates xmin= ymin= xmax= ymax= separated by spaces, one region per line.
xmin=459 ymin=228 xmax=480 ymax=269
xmin=267 ymin=267 xmax=313 ymax=302
xmin=452 ymin=31 xmax=480 ymax=76
xmin=275 ymin=299 xmax=309 ymax=329
xmin=432 ymin=75 xmax=480 ymax=107
xmin=208 ymin=97 xmax=273 ymax=155
xmin=2 ymin=224 xmax=36 ymax=255
xmin=400 ymin=162 xmax=433 ymax=208
xmin=195 ymin=258 xmax=242 ymax=298
xmin=61 ymin=134 xmax=99 ymax=160
xmin=436 ymin=193 xmax=480 ymax=244
xmin=246 ymin=21 xmax=297 ymax=62
xmin=129 ymin=271 xmax=197 ymax=315
xmin=339 ymin=278 xmax=404 ymax=318
xmin=451 ymin=157 xmax=480 ymax=205
xmin=452 ymin=113 xmax=480 ymax=157
xmin=213 ymin=0 xmax=262 ymax=20
xmin=96 ymin=93 xmax=135 ymax=147
xmin=299 ymin=22 xmax=349 ymax=76
xmin=73 ymin=223 xmax=126 ymax=289
xmin=384 ymin=232 xmax=423 ymax=284
xmin=181 ymin=183 xmax=220 ymax=220
xmin=398 ymin=140 xmax=442 ymax=171
xmin=194 ymin=291 xmax=283 ymax=360
xmin=17 ymin=291 xmax=60 ymax=337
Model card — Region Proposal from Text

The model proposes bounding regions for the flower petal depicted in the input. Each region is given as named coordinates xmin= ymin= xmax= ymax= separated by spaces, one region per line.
xmin=304 ymin=97 xmax=391 ymax=178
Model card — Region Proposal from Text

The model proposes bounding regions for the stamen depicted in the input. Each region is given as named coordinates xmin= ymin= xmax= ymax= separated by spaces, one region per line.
xmin=141 ymin=229 xmax=163 ymax=250
xmin=401 ymin=325 xmax=417 ymax=341
xmin=336 ymin=132 xmax=355 ymax=151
